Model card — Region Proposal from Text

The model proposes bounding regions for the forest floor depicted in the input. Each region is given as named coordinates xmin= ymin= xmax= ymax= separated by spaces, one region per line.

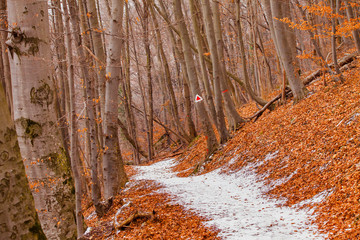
xmin=82 ymin=53 xmax=360 ymax=239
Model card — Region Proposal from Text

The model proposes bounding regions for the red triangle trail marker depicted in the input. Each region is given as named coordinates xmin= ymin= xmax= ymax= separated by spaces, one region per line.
xmin=195 ymin=94 xmax=203 ymax=103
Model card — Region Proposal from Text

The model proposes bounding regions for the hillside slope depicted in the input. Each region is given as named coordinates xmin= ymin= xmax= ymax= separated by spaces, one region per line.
xmin=174 ymin=55 xmax=360 ymax=239
xmin=83 ymin=55 xmax=360 ymax=239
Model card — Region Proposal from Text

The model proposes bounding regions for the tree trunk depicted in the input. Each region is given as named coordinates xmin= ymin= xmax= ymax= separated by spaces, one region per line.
xmin=173 ymin=0 xmax=218 ymax=155
xmin=161 ymin=0 xmax=197 ymax=140
xmin=200 ymin=0 xmax=230 ymax=142
xmin=0 ymin=82 xmax=46 ymax=240
xmin=189 ymin=0 xmax=217 ymax=128
xmin=68 ymin=0 xmax=104 ymax=217
xmin=118 ymin=118 xmax=148 ymax=158
xmin=144 ymin=0 xmax=154 ymax=161
xmin=211 ymin=1 xmax=245 ymax=129
xmin=150 ymin=2 xmax=192 ymax=142
xmin=345 ymin=0 xmax=360 ymax=52
xmin=86 ymin=0 xmax=107 ymax=119
xmin=294 ymin=0 xmax=338 ymax=81
xmin=103 ymin=0 xmax=128 ymax=200
xmin=63 ymin=0 xmax=85 ymax=236
xmin=134 ymin=0 xmax=154 ymax=161
xmin=330 ymin=0 xmax=344 ymax=82
xmin=0 ymin=0 xmax=12 ymax=117
xmin=270 ymin=0 xmax=307 ymax=101
xmin=54 ymin=0 xmax=69 ymax=116
xmin=236 ymin=1 xmax=268 ymax=107
xmin=124 ymin=2 xmax=141 ymax=164
xmin=129 ymin=15 xmax=152 ymax=160
xmin=7 ymin=0 xmax=77 ymax=238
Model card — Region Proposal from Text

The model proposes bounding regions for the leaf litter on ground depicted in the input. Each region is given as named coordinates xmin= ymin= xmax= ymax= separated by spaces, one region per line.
xmin=83 ymin=55 xmax=360 ymax=239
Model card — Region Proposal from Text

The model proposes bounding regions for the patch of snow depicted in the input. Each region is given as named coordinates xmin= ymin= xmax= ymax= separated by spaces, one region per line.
xmin=265 ymin=151 xmax=279 ymax=161
xmin=296 ymin=189 xmax=333 ymax=208
xmin=256 ymin=151 xmax=279 ymax=168
xmin=227 ymin=155 xmax=240 ymax=166
xmin=345 ymin=113 xmax=360 ymax=125
xmin=86 ymin=211 xmax=96 ymax=220
xmin=134 ymin=159 xmax=326 ymax=240
xmin=268 ymin=169 xmax=298 ymax=190
xmin=83 ymin=227 xmax=92 ymax=235
xmin=114 ymin=199 xmax=132 ymax=235
xmin=114 ymin=200 xmax=131 ymax=224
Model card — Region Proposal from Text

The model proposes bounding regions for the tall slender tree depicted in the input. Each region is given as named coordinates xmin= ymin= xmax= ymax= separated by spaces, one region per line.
xmin=63 ymin=0 xmax=85 ymax=236
xmin=211 ymin=1 xmax=245 ymax=129
xmin=173 ymin=0 xmax=218 ymax=154
xmin=0 ymin=0 xmax=12 ymax=116
xmin=68 ymin=0 xmax=104 ymax=217
xmin=344 ymin=0 xmax=360 ymax=53
xmin=236 ymin=0 xmax=268 ymax=107
xmin=86 ymin=0 xmax=107 ymax=118
xmin=270 ymin=0 xmax=307 ymax=101
xmin=150 ymin=1 xmax=192 ymax=142
xmin=201 ymin=0 xmax=230 ymax=142
xmin=189 ymin=0 xmax=217 ymax=128
xmin=103 ymin=0 xmax=128 ymax=200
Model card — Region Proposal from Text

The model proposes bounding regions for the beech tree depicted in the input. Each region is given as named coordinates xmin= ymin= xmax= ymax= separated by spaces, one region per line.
xmin=0 ymin=82 xmax=46 ymax=240
xmin=344 ymin=0 xmax=360 ymax=53
xmin=6 ymin=0 xmax=77 ymax=238
xmin=67 ymin=0 xmax=104 ymax=217
xmin=63 ymin=0 xmax=85 ymax=235
xmin=2 ymin=0 xmax=359 ymax=237
xmin=103 ymin=0 xmax=128 ymax=200
xmin=201 ymin=0 xmax=230 ymax=142
xmin=173 ymin=0 xmax=218 ymax=154
xmin=270 ymin=0 xmax=307 ymax=101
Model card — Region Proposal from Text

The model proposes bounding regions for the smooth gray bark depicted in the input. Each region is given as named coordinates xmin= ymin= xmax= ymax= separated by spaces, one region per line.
xmin=345 ymin=0 xmax=360 ymax=52
xmin=86 ymin=0 xmax=107 ymax=118
xmin=63 ymin=0 xmax=85 ymax=236
xmin=189 ymin=0 xmax=217 ymax=128
xmin=7 ymin=0 xmax=77 ymax=238
xmin=211 ymin=1 xmax=245 ymax=129
xmin=270 ymin=0 xmax=307 ymax=101
xmin=200 ymin=0 xmax=230 ymax=142
xmin=68 ymin=0 xmax=104 ymax=217
xmin=0 ymin=82 xmax=46 ymax=240
xmin=173 ymin=0 xmax=218 ymax=155
xmin=0 ymin=0 xmax=12 ymax=117
xmin=236 ymin=0 xmax=268 ymax=107
xmin=330 ymin=0 xmax=344 ymax=81
xmin=103 ymin=0 xmax=128 ymax=199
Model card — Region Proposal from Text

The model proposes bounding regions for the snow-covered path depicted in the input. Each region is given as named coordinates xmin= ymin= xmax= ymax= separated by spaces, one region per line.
xmin=134 ymin=159 xmax=325 ymax=240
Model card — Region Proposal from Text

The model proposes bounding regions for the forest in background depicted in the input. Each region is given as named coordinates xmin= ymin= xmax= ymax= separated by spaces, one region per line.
xmin=0 ymin=0 xmax=359 ymax=239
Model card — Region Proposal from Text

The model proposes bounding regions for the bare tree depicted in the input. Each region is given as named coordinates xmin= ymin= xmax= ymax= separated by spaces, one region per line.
xmin=173 ymin=0 xmax=218 ymax=155
xmin=211 ymin=1 xmax=245 ymax=129
xmin=103 ymin=0 xmax=128 ymax=200
xmin=0 ymin=82 xmax=46 ymax=240
xmin=236 ymin=0 xmax=268 ymax=106
xmin=7 ymin=0 xmax=77 ymax=238
xmin=200 ymin=0 xmax=230 ymax=142
xmin=189 ymin=0 xmax=217 ymax=127
xmin=0 ymin=0 xmax=12 ymax=116
xmin=344 ymin=0 xmax=360 ymax=53
xmin=270 ymin=0 xmax=307 ymax=101
xmin=63 ymin=0 xmax=85 ymax=235
xmin=330 ymin=0 xmax=344 ymax=82
xmin=68 ymin=0 xmax=104 ymax=217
